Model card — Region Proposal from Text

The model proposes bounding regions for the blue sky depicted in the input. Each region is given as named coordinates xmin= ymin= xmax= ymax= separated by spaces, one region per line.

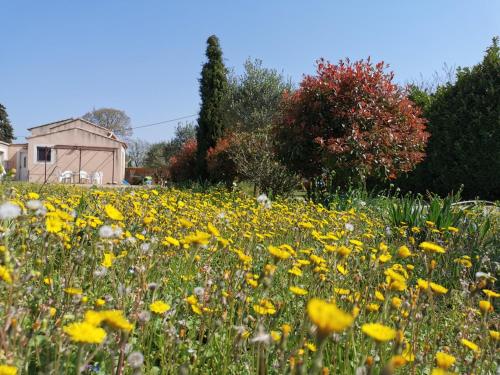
xmin=1 ymin=0 xmax=498 ymax=142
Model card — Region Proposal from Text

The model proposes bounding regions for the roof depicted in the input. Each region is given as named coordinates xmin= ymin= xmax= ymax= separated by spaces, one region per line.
xmin=26 ymin=126 xmax=127 ymax=147
xmin=27 ymin=117 xmax=124 ymax=143
xmin=27 ymin=118 xmax=74 ymax=131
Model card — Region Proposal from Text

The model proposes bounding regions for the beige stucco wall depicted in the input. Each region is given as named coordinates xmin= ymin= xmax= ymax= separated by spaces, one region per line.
xmin=26 ymin=127 xmax=126 ymax=184
xmin=6 ymin=144 xmax=27 ymax=176
xmin=0 ymin=143 xmax=9 ymax=171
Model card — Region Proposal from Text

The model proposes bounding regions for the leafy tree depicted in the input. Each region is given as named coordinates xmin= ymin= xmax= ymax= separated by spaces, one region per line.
xmin=207 ymin=130 xmax=298 ymax=197
xmin=127 ymin=138 xmax=150 ymax=167
xmin=164 ymin=122 xmax=197 ymax=161
xmin=0 ymin=104 xmax=15 ymax=143
xmin=275 ymin=58 xmax=429 ymax=189
xmin=196 ymin=35 xmax=229 ymax=179
xmin=169 ymin=139 xmax=198 ymax=183
xmin=206 ymin=136 xmax=238 ymax=187
xmin=401 ymin=38 xmax=500 ymax=200
xmin=228 ymin=131 xmax=298 ymax=197
xmin=82 ymin=108 xmax=133 ymax=139
xmin=226 ymin=59 xmax=293 ymax=132
xmin=144 ymin=142 xmax=168 ymax=168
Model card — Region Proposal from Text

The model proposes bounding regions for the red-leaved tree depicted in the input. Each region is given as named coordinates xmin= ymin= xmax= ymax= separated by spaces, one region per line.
xmin=168 ymin=138 xmax=198 ymax=183
xmin=275 ymin=58 xmax=429 ymax=187
xmin=206 ymin=135 xmax=238 ymax=187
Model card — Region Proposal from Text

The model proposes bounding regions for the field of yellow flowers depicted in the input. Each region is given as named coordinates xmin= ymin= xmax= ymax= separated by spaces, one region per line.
xmin=0 ymin=184 xmax=498 ymax=374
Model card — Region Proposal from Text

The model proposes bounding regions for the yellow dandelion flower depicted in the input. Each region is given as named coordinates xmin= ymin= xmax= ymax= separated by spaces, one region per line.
xmin=419 ymin=241 xmax=445 ymax=254
xmin=391 ymin=297 xmax=402 ymax=309
xmin=63 ymin=321 xmax=106 ymax=344
xmin=337 ymin=246 xmax=351 ymax=257
xmin=0 ymin=365 xmax=18 ymax=375
xmin=270 ymin=331 xmax=281 ymax=342
xmin=489 ymin=330 xmax=499 ymax=341
xmin=104 ymin=204 xmax=124 ymax=221
xmin=366 ymin=303 xmax=380 ymax=312
xmin=183 ymin=231 xmax=212 ymax=246
xmin=349 ymin=239 xmax=363 ymax=247
xmin=288 ymin=267 xmax=303 ymax=276
xmin=361 ymin=323 xmax=397 ymax=342
xmin=460 ymin=338 xmax=480 ymax=352
xmin=84 ymin=310 xmax=133 ymax=332
xmin=45 ymin=214 xmax=63 ymax=233
xmin=334 ymin=288 xmax=351 ymax=295
xmin=101 ymin=252 xmax=115 ymax=268
xmin=207 ymin=222 xmax=220 ymax=237
xmin=150 ymin=301 xmax=171 ymax=314
xmin=482 ymin=289 xmax=500 ymax=298
xmin=430 ymin=282 xmax=448 ymax=294
xmin=397 ymin=245 xmax=412 ymax=258
xmin=163 ymin=236 xmax=180 ymax=247
xmin=268 ymin=245 xmax=291 ymax=260
xmin=64 ymin=287 xmax=83 ymax=295
xmin=0 ymin=266 xmax=13 ymax=284
xmin=375 ymin=290 xmax=385 ymax=301
xmin=307 ymin=298 xmax=354 ymax=337
xmin=253 ymin=299 xmax=276 ymax=315
xmin=336 ymin=264 xmax=347 ymax=275
xmin=435 ymin=352 xmax=455 ymax=369
xmin=479 ymin=300 xmax=493 ymax=313
xmin=282 ymin=324 xmax=292 ymax=336
xmin=305 ymin=342 xmax=317 ymax=351
xmin=289 ymin=286 xmax=308 ymax=295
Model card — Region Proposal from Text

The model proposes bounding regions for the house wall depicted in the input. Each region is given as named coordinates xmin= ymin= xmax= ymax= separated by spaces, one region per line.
xmin=0 ymin=143 xmax=9 ymax=170
xmin=27 ymin=128 xmax=125 ymax=184
xmin=6 ymin=144 xmax=27 ymax=177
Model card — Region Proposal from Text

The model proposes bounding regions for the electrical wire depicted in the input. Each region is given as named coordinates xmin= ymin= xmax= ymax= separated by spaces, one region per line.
xmin=130 ymin=114 xmax=197 ymax=130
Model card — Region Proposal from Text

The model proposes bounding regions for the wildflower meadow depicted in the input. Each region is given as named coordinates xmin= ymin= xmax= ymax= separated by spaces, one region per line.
xmin=0 ymin=184 xmax=498 ymax=374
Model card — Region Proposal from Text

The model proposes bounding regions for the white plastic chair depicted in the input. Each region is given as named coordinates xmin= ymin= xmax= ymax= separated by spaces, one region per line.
xmin=91 ymin=171 xmax=103 ymax=185
xmin=59 ymin=170 xmax=74 ymax=183
xmin=79 ymin=170 xmax=91 ymax=184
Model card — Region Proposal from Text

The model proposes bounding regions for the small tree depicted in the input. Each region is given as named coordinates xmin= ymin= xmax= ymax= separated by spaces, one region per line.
xmin=144 ymin=142 xmax=168 ymax=168
xmin=208 ymin=130 xmax=298 ymax=197
xmin=196 ymin=35 xmax=229 ymax=179
xmin=275 ymin=58 xmax=429 ymax=189
xmin=169 ymin=139 xmax=198 ymax=183
xmin=164 ymin=122 xmax=197 ymax=161
xmin=82 ymin=108 xmax=133 ymax=139
xmin=127 ymin=138 xmax=150 ymax=167
xmin=225 ymin=58 xmax=293 ymax=132
xmin=0 ymin=104 xmax=15 ymax=143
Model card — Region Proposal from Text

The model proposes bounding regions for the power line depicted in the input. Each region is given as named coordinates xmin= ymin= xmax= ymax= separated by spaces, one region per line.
xmin=131 ymin=114 xmax=197 ymax=130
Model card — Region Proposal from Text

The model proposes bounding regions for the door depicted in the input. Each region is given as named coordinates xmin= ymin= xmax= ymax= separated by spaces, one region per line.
xmin=19 ymin=151 xmax=28 ymax=181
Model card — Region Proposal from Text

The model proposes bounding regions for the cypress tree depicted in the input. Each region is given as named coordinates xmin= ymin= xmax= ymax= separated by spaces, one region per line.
xmin=0 ymin=104 xmax=15 ymax=143
xmin=196 ymin=35 xmax=228 ymax=179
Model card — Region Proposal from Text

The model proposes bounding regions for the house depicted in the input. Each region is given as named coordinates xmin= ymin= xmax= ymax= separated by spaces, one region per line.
xmin=0 ymin=118 xmax=127 ymax=184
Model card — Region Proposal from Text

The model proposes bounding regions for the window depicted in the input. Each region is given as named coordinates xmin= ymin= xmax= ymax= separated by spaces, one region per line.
xmin=36 ymin=147 xmax=52 ymax=162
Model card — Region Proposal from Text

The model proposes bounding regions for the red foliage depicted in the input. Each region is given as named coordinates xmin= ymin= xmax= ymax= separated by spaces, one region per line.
xmin=276 ymin=58 xmax=429 ymax=184
xmin=168 ymin=138 xmax=198 ymax=182
xmin=206 ymin=135 xmax=238 ymax=186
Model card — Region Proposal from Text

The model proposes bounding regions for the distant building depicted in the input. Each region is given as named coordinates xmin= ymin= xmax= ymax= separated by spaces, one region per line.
xmin=0 ymin=118 xmax=127 ymax=184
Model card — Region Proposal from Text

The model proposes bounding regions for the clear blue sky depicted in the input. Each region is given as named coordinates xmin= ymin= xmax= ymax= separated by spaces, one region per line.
xmin=1 ymin=0 xmax=498 ymax=143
